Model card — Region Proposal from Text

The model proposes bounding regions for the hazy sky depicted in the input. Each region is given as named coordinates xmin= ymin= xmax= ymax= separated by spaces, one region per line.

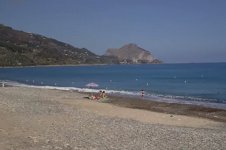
xmin=0 ymin=0 xmax=226 ymax=63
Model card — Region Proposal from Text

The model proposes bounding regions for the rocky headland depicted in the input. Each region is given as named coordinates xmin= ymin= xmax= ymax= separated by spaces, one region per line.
xmin=105 ymin=43 xmax=162 ymax=64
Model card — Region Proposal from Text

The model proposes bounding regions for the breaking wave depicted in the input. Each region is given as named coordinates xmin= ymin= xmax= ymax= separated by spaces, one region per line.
xmin=1 ymin=80 xmax=226 ymax=110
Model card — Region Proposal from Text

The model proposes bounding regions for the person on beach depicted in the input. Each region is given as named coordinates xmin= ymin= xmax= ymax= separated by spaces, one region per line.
xmin=89 ymin=94 xmax=99 ymax=100
xmin=97 ymin=90 xmax=107 ymax=99
xmin=97 ymin=90 xmax=103 ymax=99
xmin=89 ymin=91 xmax=102 ymax=100
xmin=2 ymin=82 xmax=5 ymax=87
xmin=89 ymin=90 xmax=107 ymax=100
xmin=99 ymin=90 xmax=103 ymax=98
xmin=141 ymin=89 xmax=144 ymax=97
xmin=88 ymin=90 xmax=107 ymax=100
xmin=101 ymin=91 xmax=107 ymax=98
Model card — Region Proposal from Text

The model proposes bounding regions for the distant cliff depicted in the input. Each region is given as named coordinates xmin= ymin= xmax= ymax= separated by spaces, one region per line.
xmin=0 ymin=24 xmax=118 ymax=66
xmin=105 ymin=43 xmax=161 ymax=64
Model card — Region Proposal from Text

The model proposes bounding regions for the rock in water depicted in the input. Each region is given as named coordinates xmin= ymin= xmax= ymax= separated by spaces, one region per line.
xmin=105 ymin=43 xmax=161 ymax=64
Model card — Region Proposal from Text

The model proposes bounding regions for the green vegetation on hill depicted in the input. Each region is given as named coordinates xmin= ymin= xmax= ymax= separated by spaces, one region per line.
xmin=0 ymin=24 xmax=118 ymax=66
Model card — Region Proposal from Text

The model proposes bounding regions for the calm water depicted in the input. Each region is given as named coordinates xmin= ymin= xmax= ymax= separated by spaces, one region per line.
xmin=1 ymin=63 xmax=226 ymax=109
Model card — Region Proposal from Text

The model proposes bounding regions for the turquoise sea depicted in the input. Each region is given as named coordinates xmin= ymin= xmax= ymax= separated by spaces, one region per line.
xmin=0 ymin=63 xmax=226 ymax=109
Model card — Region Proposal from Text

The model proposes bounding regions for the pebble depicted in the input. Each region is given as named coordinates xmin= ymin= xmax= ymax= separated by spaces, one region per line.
xmin=0 ymin=87 xmax=226 ymax=150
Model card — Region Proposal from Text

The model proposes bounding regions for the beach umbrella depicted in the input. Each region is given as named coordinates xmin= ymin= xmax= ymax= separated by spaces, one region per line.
xmin=85 ymin=82 xmax=99 ymax=88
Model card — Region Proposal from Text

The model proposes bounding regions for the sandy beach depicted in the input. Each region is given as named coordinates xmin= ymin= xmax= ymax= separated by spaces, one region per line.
xmin=0 ymin=87 xmax=226 ymax=149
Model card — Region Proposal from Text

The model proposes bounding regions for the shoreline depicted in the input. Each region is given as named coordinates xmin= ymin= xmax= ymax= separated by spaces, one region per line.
xmin=0 ymin=82 xmax=226 ymax=122
xmin=1 ymin=86 xmax=226 ymax=149
xmin=0 ymin=62 xmax=225 ymax=68
xmin=1 ymin=86 xmax=226 ymax=126
xmin=2 ymin=83 xmax=226 ymax=123
xmin=0 ymin=63 xmax=111 ymax=69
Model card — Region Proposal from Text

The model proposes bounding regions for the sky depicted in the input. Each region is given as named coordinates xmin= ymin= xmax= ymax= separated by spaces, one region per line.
xmin=0 ymin=0 xmax=226 ymax=63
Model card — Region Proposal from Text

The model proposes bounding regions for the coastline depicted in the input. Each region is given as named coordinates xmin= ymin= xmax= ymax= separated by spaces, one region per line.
xmin=0 ymin=63 xmax=111 ymax=69
xmin=1 ymin=62 xmax=225 ymax=68
xmin=1 ymin=81 xmax=226 ymax=119
xmin=1 ymin=85 xmax=226 ymax=124
xmin=1 ymin=86 xmax=226 ymax=149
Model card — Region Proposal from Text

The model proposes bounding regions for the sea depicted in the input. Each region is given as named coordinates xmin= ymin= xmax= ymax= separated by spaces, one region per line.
xmin=0 ymin=63 xmax=226 ymax=110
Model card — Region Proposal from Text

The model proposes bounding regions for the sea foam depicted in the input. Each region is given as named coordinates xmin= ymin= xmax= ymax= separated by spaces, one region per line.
xmin=2 ymin=80 xmax=226 ymax=110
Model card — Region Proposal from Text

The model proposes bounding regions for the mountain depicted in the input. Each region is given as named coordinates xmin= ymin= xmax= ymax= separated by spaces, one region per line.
xmin=0 ymin=24 xmax=118 ymax=66
xmin=105 ymin=43 xmax=161 ymax=64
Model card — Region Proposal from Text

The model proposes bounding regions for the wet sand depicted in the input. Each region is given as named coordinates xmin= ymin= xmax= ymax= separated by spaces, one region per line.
xmin=106 ymin=95 xmax=226 ymax=123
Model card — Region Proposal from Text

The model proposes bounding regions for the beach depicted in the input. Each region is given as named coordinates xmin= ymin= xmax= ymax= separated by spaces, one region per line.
xmin=0 ymin=87 xmax=226 ymax=149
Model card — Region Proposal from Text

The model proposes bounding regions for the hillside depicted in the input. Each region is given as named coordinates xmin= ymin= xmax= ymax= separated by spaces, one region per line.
xmin=0 ymin=24 xmax=118 ymax=66
xmin=105 ymin=43 xmax=161 ymax=64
